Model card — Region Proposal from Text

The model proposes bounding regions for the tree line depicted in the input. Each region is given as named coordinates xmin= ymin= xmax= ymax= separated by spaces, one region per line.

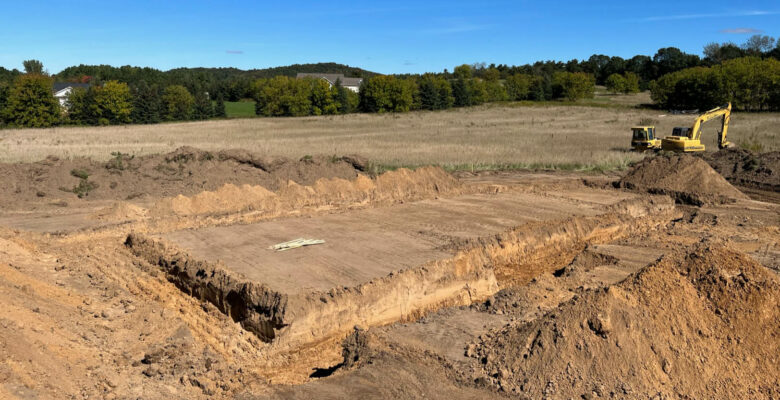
xmin=2 ymin=34 xmax=780 ymax=127
xmin=650 ymin=57 xmax=780 ymax=111
xmin=0 ymin=69 xmax=228 ymax=128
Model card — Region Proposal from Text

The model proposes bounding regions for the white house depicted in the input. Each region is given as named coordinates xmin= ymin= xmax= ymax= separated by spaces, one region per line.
xmin=53 ymin=82 xmax=90 ymax=107
xmin=296 ymin=73 xmax=362 ymax=92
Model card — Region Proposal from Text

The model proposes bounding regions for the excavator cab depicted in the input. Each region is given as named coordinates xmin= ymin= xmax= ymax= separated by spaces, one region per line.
xmin=631 ymin=126 xmax=661 ymax=151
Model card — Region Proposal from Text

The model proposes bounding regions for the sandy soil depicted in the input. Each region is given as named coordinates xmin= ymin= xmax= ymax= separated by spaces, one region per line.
xmin=0 ymin=149 xmax=778 ymax=399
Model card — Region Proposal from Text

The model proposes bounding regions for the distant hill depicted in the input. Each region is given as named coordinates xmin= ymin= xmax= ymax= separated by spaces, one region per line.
xmin=55 ymin=62 xmax=376 ymax=84
xmin=49 ymin=62 xmax=377 ymax=101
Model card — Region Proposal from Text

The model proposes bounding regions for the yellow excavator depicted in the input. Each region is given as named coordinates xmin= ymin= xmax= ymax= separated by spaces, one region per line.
xmin=630 ymin=103 xmax=734 ymax=152
xmin=661 ymin=103 xmax=733 ymax=152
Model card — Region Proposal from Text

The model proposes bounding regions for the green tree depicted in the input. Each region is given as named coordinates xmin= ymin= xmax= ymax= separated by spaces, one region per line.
xmin=22 ymin=59 xmax=45 ymax=75
xmin=255 ymin=76 xmax=311 ymax=116
xmin=505 ymin=73 xmax=532 ymax=100
xmin=0 ymin=83 xmax=10 ymax=124
xmin=528 ymin=75 xmax=551 ymax=101
xmin=482 ymin=68 xmax=507 ymax=102
xmin=417 ymin=74 xmax=453 ymax=110
xmin=214 ymin=94 xmax=227 ymax=118
xmin=553 ymin=72 xmax=595 ymax=101
xmin=131 ymin=81 xmax=162 ymax=124
xmin=605 ymin=73 xmax=627 ymax=94
xmin=162 ymin=85 xmax=194 ymax=120
xmin=251 ymin=78 xmax=268 ymax=115
xmin=93 ymin=80 xmax=132 ymax=124
xmin=192 ymin=91 xmax=214 ymax=120
xmin=333 ymin=79 xmax=358 ymax=114
xmin=650 ymin=66 xmax=728 ymax=110
xmin=358 ymin=75 xmax=416 ymax=113
xmin=467 ymin=79 xmax=488 ymax=105
xmin=309 ymin=78 xmax=338 ymax=115
xmin=3 ymin=74 xmax=60 ymax=127
xmin=653 ymin=47 xmax=701 ymax=77
xmin=623 ymin=72 xmax=640 ymax=93
xmin=66 ymin=87 xmax=98 ymax=125
xmin=452 ymin=64 xmax=473 ymax=107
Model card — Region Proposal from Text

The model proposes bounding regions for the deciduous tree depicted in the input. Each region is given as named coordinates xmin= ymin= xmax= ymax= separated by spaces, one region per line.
xmin=162 ymin=85 xmax=194 ymax=121
xmin=3 ymin=74 xmax=60 ymax=127
xmin=22 ymin=59 xmax=45 ymax=75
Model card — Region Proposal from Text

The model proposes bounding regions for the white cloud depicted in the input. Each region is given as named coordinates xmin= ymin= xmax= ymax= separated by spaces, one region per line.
xmin=641 ymin=10 xmax=777 ymax=22
xmin=719 ymin=28 xmax=763 ymax=34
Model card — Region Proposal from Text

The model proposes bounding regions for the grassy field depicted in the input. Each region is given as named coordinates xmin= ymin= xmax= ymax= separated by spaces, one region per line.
xmin=2 ymin=93 xmax=778 ymax=171
xmin=224 ymin=101 xmax=256 ymax=118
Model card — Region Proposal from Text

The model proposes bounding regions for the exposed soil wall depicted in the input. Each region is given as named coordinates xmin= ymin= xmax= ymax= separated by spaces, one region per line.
xmin=148 ymin=166 xmax=463 ymax=218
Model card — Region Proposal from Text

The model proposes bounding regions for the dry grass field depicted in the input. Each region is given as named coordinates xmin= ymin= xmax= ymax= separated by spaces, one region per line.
xmin=1 ymin=93 xmax=778 ymax=170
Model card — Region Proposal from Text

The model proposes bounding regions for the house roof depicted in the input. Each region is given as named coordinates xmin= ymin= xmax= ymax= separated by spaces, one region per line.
xmin=296 ymin=73 xmax=362 ymax=87
xmin=53 ymin=82 xmax=90 ymax=93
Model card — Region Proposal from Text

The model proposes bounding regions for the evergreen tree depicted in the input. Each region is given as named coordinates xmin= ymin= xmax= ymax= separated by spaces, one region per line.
xmin=66 ymin=87 xmax=98 ymax=125
xmin=417 ymin=74 xmax=453 ymax=110
xmin=214 ymin=94 xmax=227 ymax=118
xmin=0 ymin=83 xmax=9 ymax=124
xmin=131 ymin=81 xmax=162 ymax=124
xmin=192 ymin=91 xmax=214 ymax=120
xmin=452 ymin=64 xmax=473 ymax=107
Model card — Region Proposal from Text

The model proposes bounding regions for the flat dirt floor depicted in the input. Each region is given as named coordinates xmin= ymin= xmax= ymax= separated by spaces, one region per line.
xmin=0 ymin=147 xmax=779 ymax=399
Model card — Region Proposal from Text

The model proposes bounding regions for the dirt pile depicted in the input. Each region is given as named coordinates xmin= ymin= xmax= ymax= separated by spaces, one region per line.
xmin=0 ymin=147 xmax=360 ymax=209
xmin=468 ymin=245 xmax=780 ymax=399
xmin=619 ymin=154 xmax=748 ymax=205
xmin=699 ymin=148 xmax=780 ymax=192
xmin=150 ymin=166 xmax=462 ymax=217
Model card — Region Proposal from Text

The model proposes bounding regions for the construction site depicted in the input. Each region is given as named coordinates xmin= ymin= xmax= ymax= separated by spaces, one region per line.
xmin=0 ymin=143 xmax=777 ymax=399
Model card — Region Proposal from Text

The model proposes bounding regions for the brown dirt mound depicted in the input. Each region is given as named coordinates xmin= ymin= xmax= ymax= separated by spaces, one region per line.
xmin=150 ymin=166 xmax=462 ymax=218
xmin=619 ymin=154 xmax=748 ymax=205
xmin=0 ymin=147 xmax=360 ymax=210
xmin=91 ymin=202 xmax=148 ymax=222
xmin=468 ymin=245 xmax=780 ymax=399
xmin=699 ymin=148 xmax=780 ymax=192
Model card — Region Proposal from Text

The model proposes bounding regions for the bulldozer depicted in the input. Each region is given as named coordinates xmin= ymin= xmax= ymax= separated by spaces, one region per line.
xmin=660 ymin=103 xmax=733 ymax=152
xmin=630 ymin=126 xmax=661 ymax=151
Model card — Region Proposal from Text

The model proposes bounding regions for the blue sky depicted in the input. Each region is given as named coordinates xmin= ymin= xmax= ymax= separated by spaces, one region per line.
xmin=1 ymin=0 xmax=778 ymax=74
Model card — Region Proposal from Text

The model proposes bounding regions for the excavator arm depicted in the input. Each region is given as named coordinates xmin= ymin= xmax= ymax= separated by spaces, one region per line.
xmin=690 ymin=103 xmax=732 ymax=149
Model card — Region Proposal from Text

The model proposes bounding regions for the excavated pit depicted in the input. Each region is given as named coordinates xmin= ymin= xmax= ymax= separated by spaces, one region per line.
xmin=126 ymin=186 xmax=676 ymax=349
